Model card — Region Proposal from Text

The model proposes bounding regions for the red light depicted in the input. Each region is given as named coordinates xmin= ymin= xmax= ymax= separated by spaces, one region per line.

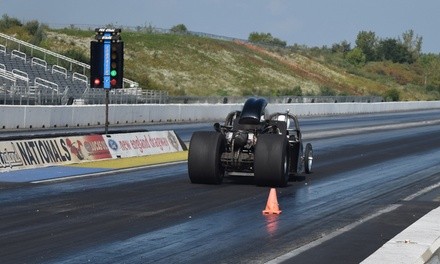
xmin=94 ymin=78 xmax=101 ymax=86
xmin=110 ymin=79 xmax=117 ymax=86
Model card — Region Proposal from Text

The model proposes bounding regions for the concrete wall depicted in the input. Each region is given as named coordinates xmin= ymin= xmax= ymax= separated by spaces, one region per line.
xmin=1 ymin=101 xmax=440 ymax=130
xmin=427 ymin=249 xmax=440 ymax=264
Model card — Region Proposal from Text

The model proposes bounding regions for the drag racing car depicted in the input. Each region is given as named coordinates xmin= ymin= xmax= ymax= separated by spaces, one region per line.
xmin=188 ymin=97 xmax=313 ymax=187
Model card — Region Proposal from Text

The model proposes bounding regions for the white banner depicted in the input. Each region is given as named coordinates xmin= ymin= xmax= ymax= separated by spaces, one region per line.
xmin=0 ymin=134 xmax=112 ymax=171
xmin=0 ymin=131 xmax=184 ymax=172
xmin=104 ymin=131 xmax=184 ymax=158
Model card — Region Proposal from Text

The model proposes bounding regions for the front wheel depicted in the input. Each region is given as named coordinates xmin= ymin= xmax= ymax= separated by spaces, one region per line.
xmin=304 ymin=143 xmax=313 ymax=174
xmin=188 ymin=132 xmax=225 ymax=184
xmin=254 ymin=134 xmax=289 ymax=187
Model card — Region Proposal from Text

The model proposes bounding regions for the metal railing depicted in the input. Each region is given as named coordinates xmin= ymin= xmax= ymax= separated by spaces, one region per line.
xmin=52 ymin=65 xmax=67 ymax=78
xmin=0 ymin=32 xmax=139 ymax=88
xmin=0 ymin=33 xmax=170 ymax=104
xmin=0 ymin=85 xmax=63 ymax=105
xmin=168 ymin=95 xmax=383 ymax=104
xmin=80 ymin=87 xmax=169 ymax=104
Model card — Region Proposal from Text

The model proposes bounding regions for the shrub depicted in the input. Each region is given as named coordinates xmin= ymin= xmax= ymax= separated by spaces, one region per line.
xmin=24 ymin=20 xmax=40 ymax=35
xmin=383 ymin=88 xmax=400 ymax=101
xmin=346 ymin=48 xmax=366 ymax=65
xmin=292 ymin=85 xmax=303 ymax=96
xmin=170 ymin=24 xmax=188 ymax=34
xmin=248 ymin=32 xmax=286 ymax=47
xmin=0 ymin=14 xmax=22 ymax=30
xmin=319 ymin=86 xmax=337 ymax=96
xmin=62 ymin=49 xmax=88 ymax=64
xmin=29 ymin=25 xmax=46 ymax=45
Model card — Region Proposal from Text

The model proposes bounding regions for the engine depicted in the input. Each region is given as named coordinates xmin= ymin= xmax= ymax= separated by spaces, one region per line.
xmin=221 ymin=131 xmax=256 ymax=172
xmin=218 ymin=98 xmax=268 ymax=172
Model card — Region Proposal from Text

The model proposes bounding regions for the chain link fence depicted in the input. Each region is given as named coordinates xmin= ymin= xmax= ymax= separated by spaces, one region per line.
xmin=168 ymin=95 xmax=383 ymax=104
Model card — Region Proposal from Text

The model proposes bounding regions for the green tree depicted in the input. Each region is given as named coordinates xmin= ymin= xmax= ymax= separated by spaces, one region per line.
xmin=331 ymin=40 xmax=351 ymax=53
xmin=170 ymin=24 xmax=188 ymax=34
xmin=419 ymin=54 xmax=440 ymax=87
xmin=400 ymin=29 xmax=422 ymax=61
xmin=376 ymin=38 xmax=413 ymax=63
xmin=270 ymin=37 xmax=287 ymax=47
xmin=248 ymin=32 xmax=286 ymax=47
xmin=249 ymin=32 xmax=271 ymax=43
xmin=346 ymin=47 xmax=366 ymax=65
xmin=355 ymin=31 xmax=377 ymax=61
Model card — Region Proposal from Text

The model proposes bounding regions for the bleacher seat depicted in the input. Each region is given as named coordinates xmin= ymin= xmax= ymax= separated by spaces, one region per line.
xmin=0 ymin=48 xmax=91 ymax=103
xmin=0 ymin=34 xmax=166 ymax=105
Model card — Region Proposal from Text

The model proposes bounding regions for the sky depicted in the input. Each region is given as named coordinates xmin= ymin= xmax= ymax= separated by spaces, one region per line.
xmin=1 ymin=0 xmax=439 ymax=53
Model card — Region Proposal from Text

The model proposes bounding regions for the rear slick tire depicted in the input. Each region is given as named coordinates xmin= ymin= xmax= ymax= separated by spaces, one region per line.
xmin=254 ymin=134 xmax=289 ymax=187
xmin=188 ymin=131 xmax=225 ymax=184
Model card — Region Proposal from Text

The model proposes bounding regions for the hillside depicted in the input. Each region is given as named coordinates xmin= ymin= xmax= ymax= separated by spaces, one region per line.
xmin=2 ymin=19 xmax=439 ymax=101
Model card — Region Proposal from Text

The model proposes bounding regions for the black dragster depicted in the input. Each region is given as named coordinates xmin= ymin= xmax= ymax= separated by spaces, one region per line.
xmin=188 ymin=97 xmax=313 ymax=187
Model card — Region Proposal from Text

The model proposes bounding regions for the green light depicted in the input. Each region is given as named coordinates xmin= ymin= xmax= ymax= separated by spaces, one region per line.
xmin=110 ymin=70 xmax=117 ymax=77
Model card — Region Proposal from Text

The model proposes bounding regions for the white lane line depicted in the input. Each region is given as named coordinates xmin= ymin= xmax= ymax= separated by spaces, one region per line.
xmin=403 ymin=181 xmax=440 ymax=201
xmin=266 ymin=182 xmax=440 ymax=264
xmin=30 ymin=160 xmax=187 ymax=184
xmin=303 ymin=119 xmax=440 ymax=140
xmin=265 ymin=204 xmax=401 ymax=264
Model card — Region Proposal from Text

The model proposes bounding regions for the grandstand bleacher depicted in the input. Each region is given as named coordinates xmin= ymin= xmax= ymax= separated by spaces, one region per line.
xmin=0 ymin=33 xmax=168 ymax=105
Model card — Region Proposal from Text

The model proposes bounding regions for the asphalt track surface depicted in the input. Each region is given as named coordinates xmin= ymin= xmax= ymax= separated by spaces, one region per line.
xmin=1 ymin=110 xmax=440 ymax=263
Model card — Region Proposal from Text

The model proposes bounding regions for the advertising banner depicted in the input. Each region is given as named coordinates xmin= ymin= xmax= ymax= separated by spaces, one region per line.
xmin=0 ymin=131 xmax=184 ymax=172
xmin=0 ymin=137 xmax=72 ymax=170
xmin=104 ymin=131 xmax=183 ymax=158
xmin=64 ymin=134 xmax=112 ymax=163
xmin=0 ymin=134 xmax=112 ymax=171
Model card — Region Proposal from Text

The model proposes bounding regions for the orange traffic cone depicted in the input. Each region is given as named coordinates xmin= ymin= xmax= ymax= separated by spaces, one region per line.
xmin=262 ymin=188 xmax=282 ymax=215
